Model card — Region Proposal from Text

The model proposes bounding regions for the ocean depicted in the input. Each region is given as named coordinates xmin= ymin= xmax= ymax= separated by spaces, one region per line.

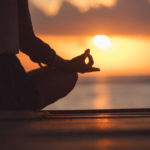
xmin=44 ymin=76 xmax=150 ymax=110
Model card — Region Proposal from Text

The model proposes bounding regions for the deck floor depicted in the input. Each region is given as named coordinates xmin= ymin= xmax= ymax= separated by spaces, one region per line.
xmin=1 ymin=109 xmax=150 ymax=150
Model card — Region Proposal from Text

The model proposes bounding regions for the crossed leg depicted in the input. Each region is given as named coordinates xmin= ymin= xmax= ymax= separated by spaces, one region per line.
xmin=28 ymin=67 xmax=78 ymax=109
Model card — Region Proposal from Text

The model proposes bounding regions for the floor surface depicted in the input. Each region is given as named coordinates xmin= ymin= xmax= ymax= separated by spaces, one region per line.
xmin=1 ymin=109 xmax=150 ymax=150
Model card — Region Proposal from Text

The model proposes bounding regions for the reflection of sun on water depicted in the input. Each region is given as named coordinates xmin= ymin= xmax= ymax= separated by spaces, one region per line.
xmin=93 ymin=35 xmax=111 ymax=50
xmin=93 ymin=83 xmax=110 ymax=109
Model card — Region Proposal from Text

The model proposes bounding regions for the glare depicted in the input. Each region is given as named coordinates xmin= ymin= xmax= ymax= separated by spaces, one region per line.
xmin=93 ymin=35 xmax=111 ymax=50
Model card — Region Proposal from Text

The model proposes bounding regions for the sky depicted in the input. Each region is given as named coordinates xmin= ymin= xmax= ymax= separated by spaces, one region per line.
xmin=30 ymin=0 xmax=117 ymax=16
xmin=29 ymin=0 xmax=150 ymax=36
xmin=18 ymin=0 xmax=150 ymax=76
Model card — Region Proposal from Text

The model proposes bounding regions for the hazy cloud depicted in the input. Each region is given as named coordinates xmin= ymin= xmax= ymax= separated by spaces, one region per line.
xmin=29 ymin=0 xmax=150 ymax=36
xmin=30 ymin=0 xmax=117 ymax=16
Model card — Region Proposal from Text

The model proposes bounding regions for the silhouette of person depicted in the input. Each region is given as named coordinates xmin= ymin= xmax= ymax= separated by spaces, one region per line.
xmin=0 ymin=0 xmax=100 ymax=110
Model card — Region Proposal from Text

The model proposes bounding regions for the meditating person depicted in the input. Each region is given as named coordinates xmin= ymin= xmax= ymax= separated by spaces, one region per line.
xmin=0 ymin=0 xmax=100 ymax=110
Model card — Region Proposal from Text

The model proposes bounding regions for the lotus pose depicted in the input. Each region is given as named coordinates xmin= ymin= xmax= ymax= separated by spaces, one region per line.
xmin=0 ymin=0 xmax=100 ymax=110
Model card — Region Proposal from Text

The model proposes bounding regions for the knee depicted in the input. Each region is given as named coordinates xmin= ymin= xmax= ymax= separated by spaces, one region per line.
xmin=61 ymin=72 xmax=78 ymax=98
xmin=66 ymin=72 xmax=78 ymax=92
xmin=71 ymin=72 xmax=78 ymax=87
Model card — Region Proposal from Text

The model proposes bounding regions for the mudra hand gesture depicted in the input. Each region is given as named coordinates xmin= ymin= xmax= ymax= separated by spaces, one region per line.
xmin=67 ymin=49 xmax=100 ymax=73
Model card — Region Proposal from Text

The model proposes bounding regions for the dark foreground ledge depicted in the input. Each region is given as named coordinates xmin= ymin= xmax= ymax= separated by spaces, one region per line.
xmin=49 ymin=108 xmax=150 ymax=113
xmin=1 ymin=108 xmax=150 ymax=150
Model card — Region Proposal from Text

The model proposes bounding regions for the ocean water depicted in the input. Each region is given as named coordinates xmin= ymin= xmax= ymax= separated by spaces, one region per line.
xmin=44 ymin=76 xmax=150 ymax=110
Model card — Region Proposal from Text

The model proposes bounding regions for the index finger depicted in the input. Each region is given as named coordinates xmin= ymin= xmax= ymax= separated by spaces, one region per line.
xmin=81 ymin=49 xmax=90 ymax=59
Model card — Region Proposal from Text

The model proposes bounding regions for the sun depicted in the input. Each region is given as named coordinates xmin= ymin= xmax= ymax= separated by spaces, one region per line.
xmin=93 ymin=35 xmax=111 ymax=50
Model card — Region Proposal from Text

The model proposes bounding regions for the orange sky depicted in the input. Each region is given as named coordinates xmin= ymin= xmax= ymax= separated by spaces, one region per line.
xmin=17 ymin=0 xmax=150 ymax=77
xmin=17 ymin=34 xmax=150 ymax=76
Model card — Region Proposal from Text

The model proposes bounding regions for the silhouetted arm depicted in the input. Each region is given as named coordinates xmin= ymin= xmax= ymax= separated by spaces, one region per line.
xmin=18 ymin=0 xmax=100 ymax=73
xmin=18 ymin=0 xmax=57 ymax=65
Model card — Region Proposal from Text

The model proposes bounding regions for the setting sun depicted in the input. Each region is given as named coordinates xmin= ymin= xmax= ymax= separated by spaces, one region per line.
xmin=93 ymin=35 xmax=111 ymax=50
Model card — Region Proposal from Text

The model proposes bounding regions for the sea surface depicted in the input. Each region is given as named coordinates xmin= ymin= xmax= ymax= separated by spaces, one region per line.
xmin=44 ymin=76 xmax=150 ymax=110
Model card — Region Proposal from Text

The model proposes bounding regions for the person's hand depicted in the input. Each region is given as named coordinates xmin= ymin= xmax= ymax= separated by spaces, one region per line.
xmin=67 ymin=49 xmax=100 ymax=73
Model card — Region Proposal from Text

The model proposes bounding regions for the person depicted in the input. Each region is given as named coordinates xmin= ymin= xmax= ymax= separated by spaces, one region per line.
xmin=0 ymin=0 xmax=100 ymax=110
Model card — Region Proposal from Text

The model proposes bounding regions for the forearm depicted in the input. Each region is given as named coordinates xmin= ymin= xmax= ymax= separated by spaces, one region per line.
xmin=18 ymin=0 xmax=72 ymax=70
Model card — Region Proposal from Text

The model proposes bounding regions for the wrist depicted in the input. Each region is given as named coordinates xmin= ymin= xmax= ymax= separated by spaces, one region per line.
xmin=54 ymin=56 xmax=69 ymax=69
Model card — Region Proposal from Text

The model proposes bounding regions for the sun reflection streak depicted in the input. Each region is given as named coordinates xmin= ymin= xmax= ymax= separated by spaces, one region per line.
xmin=93 ymin=83 xmax=110 ymax=109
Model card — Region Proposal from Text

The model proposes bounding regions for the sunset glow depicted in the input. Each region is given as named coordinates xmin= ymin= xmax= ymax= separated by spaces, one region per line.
xmin=26 ymin=0 xmax=150 ymax=111
xmin=17 ymin=35 xmax=150 ymax=77
xmin=26 ymin=0 xmax=150 ymax=77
